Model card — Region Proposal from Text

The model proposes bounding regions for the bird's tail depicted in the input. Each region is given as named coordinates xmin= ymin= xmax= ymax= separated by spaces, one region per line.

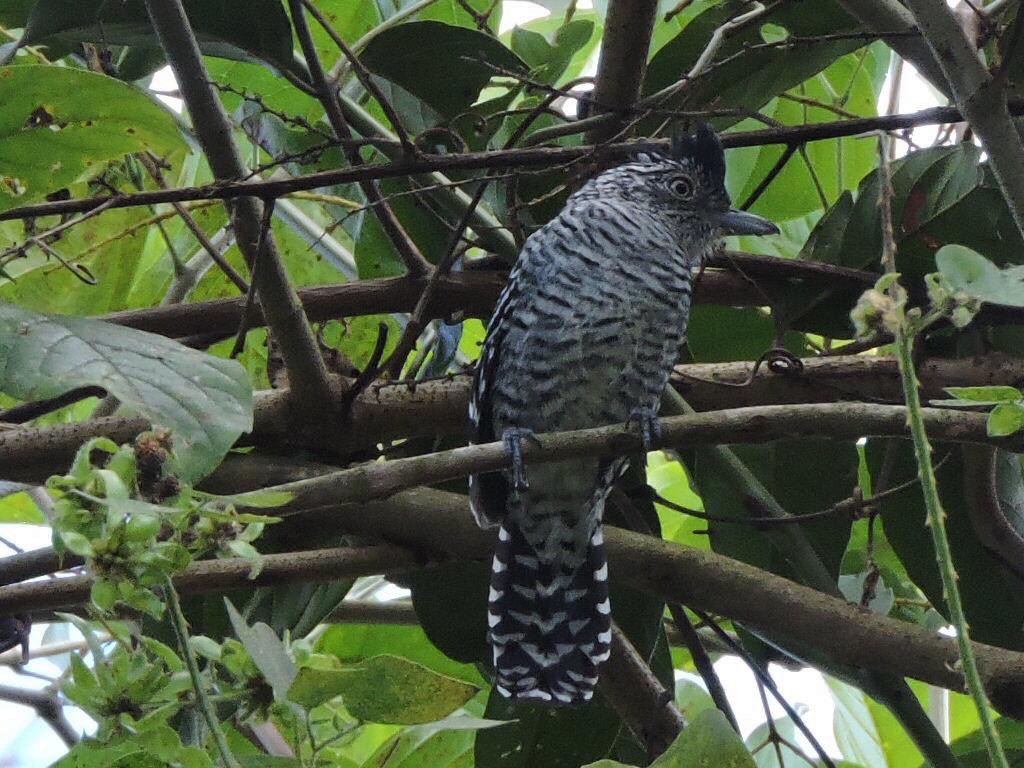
xmin=488 ymin=519 xmax=612 ymax=704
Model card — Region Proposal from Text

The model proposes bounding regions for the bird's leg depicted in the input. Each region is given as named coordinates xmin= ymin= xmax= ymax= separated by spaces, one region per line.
xmin=502 ymin=427 xmax=538 ymax=495
xmin=625 ymin=405 xmax=662 ymax=454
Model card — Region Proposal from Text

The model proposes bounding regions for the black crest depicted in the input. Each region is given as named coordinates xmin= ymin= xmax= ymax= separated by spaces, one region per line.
xmin=672 ymin=122 xmax=725 ymax=186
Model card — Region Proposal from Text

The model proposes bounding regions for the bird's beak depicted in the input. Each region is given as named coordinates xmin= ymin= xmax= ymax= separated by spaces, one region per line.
xmin=713 ymin=208 xmax=779 ymax=236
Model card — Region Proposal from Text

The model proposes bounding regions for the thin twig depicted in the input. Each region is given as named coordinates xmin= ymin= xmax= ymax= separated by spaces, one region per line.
xmin=5 ymin=103 xmax=1021 ymax=223
xmin=696 ymin=610 xmax=836 ymax=768
xmin=289 ymin=0 xmax=431 ymax=277
xmin=139 ymin=153 xmax=249 ymax=294
xmin=300 ymin=0 xmax=416 ymax=156
xmin=229 ymin=200 xmax=274 ymax=358
xmin=739 ymin=143 xmax=799 ymax=210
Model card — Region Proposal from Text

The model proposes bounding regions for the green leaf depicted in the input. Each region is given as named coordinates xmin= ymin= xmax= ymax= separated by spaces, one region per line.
xmin=287 ymin=654 xmax=478 ymax=724
xmin=946 ymin=716 xmax=1024 ymax=766
xmin=827 ymin=678 xmax=887 ymax=768
xmin=19 ymin=0 xmax=300 ymax=82
xmin=0 ymin=490 xmax=45 ymax=523
xmin=360 ymin=21 xmax=527 ymax=117
xmin=362 ymin=714 xmax=505 ymax=768
xmin=60 ymin=530 xmax=96 ymax=557
xmin=654 ymin=710 xmax=755 ymax=766
xmin=869 ymin=440 xmax=1024 ymax=650
xmin=0 ymin=65 xmax=184 ymax=211
xmin=197 ymin=489 xmax=294 ymax=509
xmin=510 ymin=18 xmax=594 ymax=85
xmin=936 ymin=244 xmax=1024 ymax=307
xmin=225 ymin=599 xmax=296 ymax=702
xmin=583 ymin=710 xmax=755 ymax=768
xmin=944 ymin=386 xmax=1023 ymax=404
xmin=988 ymin=403 xmax=1024 ymax=437
xmin=0 ymin=304 xmax=253 ymax=481
xmin=317 ymin=622 xmax=485 ymax=687
xmin=642 ymin=1 xmax=863 ymax=124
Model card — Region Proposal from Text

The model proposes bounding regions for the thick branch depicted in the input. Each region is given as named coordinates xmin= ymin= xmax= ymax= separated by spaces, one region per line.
xmin=253 ymin=404 xmax=1017 ymax=515
xmin=4 ymin=104 xmax=1023 ymax=222
xmin=834 ymin=0 xmax=948 ymax=90
xmin=8 ymin=492 xmax=1024 ymax=715
xmin=902 ymin=0 xmax=1024 ymax=241
xmin=0 ymin=544 xmax=415 ymax=614
xmin=585 ymin=0 xmax=659 ymax=144
xmin=143 ymin=0 xmax=337 ymax=429
xmin=600 ymin=625 xmax=686 ymax=757
xmin=4 ymin=354 xmax=1023 ymax=483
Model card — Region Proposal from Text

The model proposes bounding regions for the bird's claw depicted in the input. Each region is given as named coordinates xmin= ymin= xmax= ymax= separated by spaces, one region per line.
xmin=626 ymin=407 xmax=662 ymax=454
xmin=502 ymin=427 xmax=539 ymax=495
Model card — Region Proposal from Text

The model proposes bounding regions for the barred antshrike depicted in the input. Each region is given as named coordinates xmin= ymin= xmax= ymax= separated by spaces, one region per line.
xmin=468 ymin=125 xmax=778 ymax=705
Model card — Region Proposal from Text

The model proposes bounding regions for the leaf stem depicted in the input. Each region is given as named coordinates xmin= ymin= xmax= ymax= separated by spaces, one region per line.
xmin=165 ymin=577 xmax=241 ymax=768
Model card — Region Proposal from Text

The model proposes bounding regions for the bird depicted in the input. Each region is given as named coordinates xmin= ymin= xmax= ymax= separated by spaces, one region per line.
xmin=468 ymin=124 xmax=778 ymax=706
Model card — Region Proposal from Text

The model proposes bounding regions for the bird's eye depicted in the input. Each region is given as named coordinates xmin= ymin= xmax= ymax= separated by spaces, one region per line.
xmin=669 ymin=176 xmax=695 ymax=200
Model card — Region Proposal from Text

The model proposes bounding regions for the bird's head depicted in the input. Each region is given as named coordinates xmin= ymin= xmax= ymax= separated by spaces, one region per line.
xmin=578 ymin=124 xmax=779 ymax=238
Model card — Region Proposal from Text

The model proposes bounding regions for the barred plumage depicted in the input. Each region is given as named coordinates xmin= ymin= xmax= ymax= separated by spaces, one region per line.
xmin=469 ymin=125 xmax=777 ymax=705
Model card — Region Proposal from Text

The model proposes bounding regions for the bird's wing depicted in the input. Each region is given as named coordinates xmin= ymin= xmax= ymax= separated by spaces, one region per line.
xmin=468 ymin=267 xmax=521 ymax=528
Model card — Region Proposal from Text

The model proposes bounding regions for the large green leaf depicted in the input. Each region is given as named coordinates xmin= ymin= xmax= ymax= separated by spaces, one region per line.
xmin=784 ymin=144 xmax=988 ymax=335
xmin=692 ymin=439 xmax=857 ymax=584
xmin=946 ymin=716 xmax=1024 ymax=766
xmin=0 ymin=65 xmax=184 ymax=211
xmin=225 ymin=600 xmax=296 ymax=703
xmin=584 ymin=710 xmax=756 ymax=768
xmin=0 ymin=207 xmax=170 ymax=316
xmin=936 ymin=244 xmax=1024 ymax=307
xmin=288 ymin=655 xmax=479 ymax=724
xmin=318 ymin=622 xmax=486 ymax=687
xmin=643 ymin=0 xmax=863 ymax=123
xmin=868 ymin=441 xmax=1024 ymax=650
xmin=19 ymin=0 xmax=300 ymax=81
xmin=0 ymin=303 xmax=252 ymax=481
xmin=827 ymin=678 xmax=887 ymax=768
xmin=360 ymin=21 xmax=527 ymax=117
xmin=361 ymin=715 xmax=507 ymax=768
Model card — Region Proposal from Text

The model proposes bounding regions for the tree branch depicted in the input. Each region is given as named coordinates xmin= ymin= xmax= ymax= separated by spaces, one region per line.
xmin=585 ymin=0 xmax=659 ymax=144
xmin=9 ymin=492 xmax=1024 ymax=716
xmin=4 ymin=104 xmax=1023 ymax=222
xmin=143 ymin=0 xmax=337 ymax=433
xmin=600 ymin=624 xmax=686 ymax=757
xmin=901 ymin=0 xmax=1024 ymax=241
xmin=4 ymin=354 xmax=1024 ymax=483
xmin=833 ymin=0 xmax=949 ymax=91
xmin=0 ymin=544 xmax=416 ymax=614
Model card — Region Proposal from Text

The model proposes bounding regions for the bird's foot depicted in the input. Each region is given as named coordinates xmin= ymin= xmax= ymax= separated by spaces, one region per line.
xmin=625 ymin=406 xmax=662 ymax=454
xmin=502 ymin=427 xmax=539 ymax=495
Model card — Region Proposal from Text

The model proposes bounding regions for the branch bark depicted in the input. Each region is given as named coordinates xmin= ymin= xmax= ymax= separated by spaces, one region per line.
xmin=834 ymin=0 xmax=949 ymax=91
xmin=901 ymin=0 xmax=1024 ymax=241
xmin=143 ymin=0 xmax=337 ymax=432
xmin=585 ymin=0 xmax=659 ymax=145
xmin=0 ymin=544 xmax=416 ymax=614
xmin=8 ymin=491 xmax=1024 ymax=717
xmin=4 ymin=354 xmax=1024 ymax=483
xmin=600 ymin=625 xmax=686 ymax=757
